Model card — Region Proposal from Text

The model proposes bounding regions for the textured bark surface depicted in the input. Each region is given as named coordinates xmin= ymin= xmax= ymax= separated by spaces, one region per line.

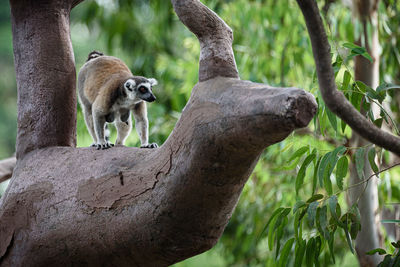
xmin=0 ymin=78 xmax=316 ymax=266
xmin=11 ymin=0 xmax=77 ymax=159
xmin=296 ymin=0 xmax=400 ymax=156
xmin=1 ymin=0 xmax=317 ymax=265
xmin=171 ymin=0 xmax=239 ymax=81
xmin=0 ymin=157 xmax=16 ymax=184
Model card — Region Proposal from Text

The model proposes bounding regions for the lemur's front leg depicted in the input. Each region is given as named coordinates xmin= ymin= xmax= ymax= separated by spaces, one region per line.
xmin=133 ymin=102 xmax=158 ymax=149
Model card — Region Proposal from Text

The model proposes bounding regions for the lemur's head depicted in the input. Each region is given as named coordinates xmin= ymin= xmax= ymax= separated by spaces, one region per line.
xmin=124 ymin=77 xmax=158 ymax=103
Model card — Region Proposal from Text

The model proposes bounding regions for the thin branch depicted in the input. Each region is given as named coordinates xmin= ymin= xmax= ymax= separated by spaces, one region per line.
xmin=296 ymin=0 xmax=400 ymax=156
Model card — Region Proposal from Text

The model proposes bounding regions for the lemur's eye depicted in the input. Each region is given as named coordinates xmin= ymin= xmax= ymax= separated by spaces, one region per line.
xmin=139 ymin=86 xmax=147 ymax=93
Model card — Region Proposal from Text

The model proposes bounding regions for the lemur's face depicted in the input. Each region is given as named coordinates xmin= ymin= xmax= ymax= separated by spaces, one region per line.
xmin=124 ymin=77 xmax=158 ymax=103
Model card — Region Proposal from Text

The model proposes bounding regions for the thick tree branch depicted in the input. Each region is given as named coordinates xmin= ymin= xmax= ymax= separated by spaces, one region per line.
xmin=0 ymin=79 xmax=316 ymax=266
xmin=10 ymin=0 xmax=77 ymax=159
xmin=296 ymin=0 xmax=400 ymax=156
xmin=171 ymin=0 xmax=239 ymax=81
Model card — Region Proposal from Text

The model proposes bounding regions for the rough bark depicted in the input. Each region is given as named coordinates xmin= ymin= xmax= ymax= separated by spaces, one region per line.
xmin=0 ymin=157 xmax=16 ymax=184
xmin=11 ymin=0 xmax=77 ymax=159
xmin=0 ymin=0 xmax=317 ymax=266
xmin=171 ymin=0 xmax=239 ymax=81
xmin=348 ymin=1 xmax=383 ymax=266
xmin=296 ymin=0 xmax=400 ymax=156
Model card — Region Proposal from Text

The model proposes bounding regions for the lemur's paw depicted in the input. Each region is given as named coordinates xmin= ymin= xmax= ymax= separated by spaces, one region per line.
xmin=90 ymin=143 xmax=97 ymax=147
xmin=96 ymin=142 xmax=114 ymax=150
xmin=140 ymin=143 xmax=158 ymax=149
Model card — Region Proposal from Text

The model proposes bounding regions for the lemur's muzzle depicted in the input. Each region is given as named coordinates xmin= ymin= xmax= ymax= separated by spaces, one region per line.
xmin=145 ymin=94 xmax=156 ymax=102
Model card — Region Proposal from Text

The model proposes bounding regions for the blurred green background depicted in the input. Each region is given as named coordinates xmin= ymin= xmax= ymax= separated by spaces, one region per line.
xmin=1 ymin=0 xmax=400 ymax=266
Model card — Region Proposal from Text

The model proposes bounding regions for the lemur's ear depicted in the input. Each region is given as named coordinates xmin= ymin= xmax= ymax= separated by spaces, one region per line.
xmin=148 ymin=78 xmax=158 ymax=86
xmin=124 ymin=79 xmax=136 ymax=91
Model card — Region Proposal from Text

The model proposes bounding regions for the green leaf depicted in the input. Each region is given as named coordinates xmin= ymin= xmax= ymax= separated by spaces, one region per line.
xmin=342 ymin=70 xmax=351 ymax=91
xmin=314 ymin=236 xmax=322 ymax=266
xmin=351 ymin=204 xmax=361 ymax=223
xmin=329 ymin=146 xmax=347 ymax=174
xmin=268 ymin=208 xmax=291 ymax=251
xmin=328 ymin=196 xmax=344 ymax=229
xmin=293 ymin=201 xmax=306 ymax=214
xmin=296 ymin=153 xmax=316 ymax=194
xmin=343 ymin=43 xmax=373 ymax=62
xmin=355 ymin=81 xmax=368 ymax=93
xmin=373 ymin=118 xmax=383 ymax=128
xmin=307 ymin=201 xmax=319 ymax=227
xmin=325 ymin=109 xmax=338 ymax=133
xmin=278 ymin=238 xmax=295 ymax=267
xmin=328 ymin=231 xmax=336 ymax=264
xmin=350 ymin=221 xmax=361 ymax=240
xmin=376 ymin=83 xmax=400 ymax=92
xmin=275 ymin=218 xmax=288 ymax=259
xmin=259 ymin=207 xmax=284 ymax=239
xmin=341 ymin=118 xmax=347 ymax=133
xmin=318 ymin=152 xmax=332 ymax=187
xmin=328 ymin=195 xmax=338 ymax=216
xmin=391 ymin=241 xmax=400 ymax=248
xmin=361 ymin=52 xmax=373 ymax=62
xmin=305 ymin=238 xmax=316 ymax=267
xmin=350 ymin=89 xmax=363 ymax=111
xmin=356 ymin=80 xmax=381 ymax=101
xmin=294 ymin=210 xmax=303 ymax=241
xmin=380 ymin=255 xmax=394 ymax=267
xmin=366 ymin=248 xmax=387 ymax=255
xmin=368 ymin=147 xmax=379 ymax=174
xmin=306 ymin=194 xmax=324 ymax=203
xmin=355 ymin=148 xmax=365 ymax=179
xmin=343 ymin=42 xmax=360 ymax=49
xmin=268 ymin=215 xmax=279 ymax=251
xmin=313 ymin=156 xmax=322 ymax=195
xmin=288 ymin=146 xmax=309 ymax=162
xmin=378 ymin=102 xmax=400 ymax=135
xmin=294 ymin=239 xmax=306 ymax=267
xmin=336 ymin=156 xmax=348 ymax=190
xmin=341 ymin=215 xmax=355 ymax=254
xmin=324 ymin=170 xmax=333 ymax=195
xmin=316 ymin=206 xmax=330 ymax=240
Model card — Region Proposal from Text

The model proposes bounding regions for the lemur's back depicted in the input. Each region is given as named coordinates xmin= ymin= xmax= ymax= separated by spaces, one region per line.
xmin=78 ymin=56 xmax=132 ymax=104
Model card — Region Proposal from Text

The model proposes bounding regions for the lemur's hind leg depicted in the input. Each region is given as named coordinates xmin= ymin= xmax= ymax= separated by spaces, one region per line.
xmin=92 ymin=103 xmax=114 ymax=150
xmin=81 ymin=105 xmax=97 ymax=147
xmin=115 ymin=110 xmax=132 ymax=145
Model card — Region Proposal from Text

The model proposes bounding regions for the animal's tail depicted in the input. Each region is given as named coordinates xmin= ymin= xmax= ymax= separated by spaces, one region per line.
xmin=87 ymin=51 xmax=104 ymax=62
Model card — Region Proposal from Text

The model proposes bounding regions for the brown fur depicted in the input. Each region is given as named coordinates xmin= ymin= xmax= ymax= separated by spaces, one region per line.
xmin=81 ymin=56 xmax=132 ymax=113
xmin=77 ymin=53 xmax=157 ymax=148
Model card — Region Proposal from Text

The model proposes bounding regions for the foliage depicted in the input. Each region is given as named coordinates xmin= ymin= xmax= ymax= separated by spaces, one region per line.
xmin=1 ymin=0 xmax=400 ymax=266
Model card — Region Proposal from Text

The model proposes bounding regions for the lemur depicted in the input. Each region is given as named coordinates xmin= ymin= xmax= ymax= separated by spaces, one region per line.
xmin=78 ymin=51 xmax=158 ymax=150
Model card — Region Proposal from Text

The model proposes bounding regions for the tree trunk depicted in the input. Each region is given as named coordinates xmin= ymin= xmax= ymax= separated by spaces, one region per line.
xmin=348 ymin=1 xmax=383 ymax=266
xmin=0 ymin=0 xmax=316 ymax=266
